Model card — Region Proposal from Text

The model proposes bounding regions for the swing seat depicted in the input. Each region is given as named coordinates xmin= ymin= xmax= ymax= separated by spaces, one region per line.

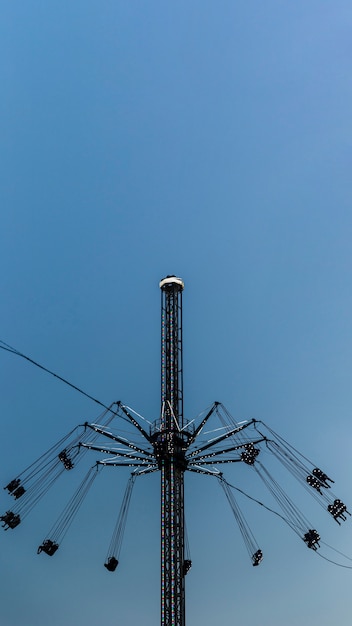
xmin=37 ymin=539 xmax=59 ymax=556
xmin=104 ymin=556 xmax=118 ymax=572
xmin=0 ymin=511 xmax=21 ymax=530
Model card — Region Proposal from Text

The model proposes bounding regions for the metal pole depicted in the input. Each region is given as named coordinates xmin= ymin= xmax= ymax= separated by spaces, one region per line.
xmin=159 ymin=276 xmax=186 ymax=626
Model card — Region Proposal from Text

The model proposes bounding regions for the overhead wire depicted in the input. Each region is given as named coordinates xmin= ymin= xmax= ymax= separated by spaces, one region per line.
xmin=0 ymin=340 xmax=123 ymax=419
xmin=218 ymin=476 xmax=261 ymax=564
xmin=316 ymin=552 xmax=352 ymax=569
xmin=254 ymin=423 xmax=349 ymax=523
xmin=315 ymin=540 xmax=352 ymax=568
xmin=266 ymin=440 xmax=337 ymax=510
xmin=222 ymin=477 xmax=352 ymax=567
xmin=254 ymin=461 xmax=312 ymax=536
xmin=2 ymin=341 xmax=352 ymax=569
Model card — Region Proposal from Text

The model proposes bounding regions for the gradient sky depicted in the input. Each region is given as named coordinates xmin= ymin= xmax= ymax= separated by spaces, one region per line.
xmin=1 ymin=2 xmax=352 ymax=625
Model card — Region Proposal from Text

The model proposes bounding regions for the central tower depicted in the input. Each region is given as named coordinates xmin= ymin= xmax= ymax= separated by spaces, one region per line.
xmin=159 ymin=275 xmax=186 ymax=626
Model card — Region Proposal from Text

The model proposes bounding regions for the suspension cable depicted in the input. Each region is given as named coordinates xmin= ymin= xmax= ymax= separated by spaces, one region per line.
xmin=104 ymin=473 xmax=137 ymax=571
xmin=254 ymin=461 xmax=312 ymax=536
xmin=2 ymin=406 xmax=123 ymax=526
xmin=37 ymin=464 xmax=100 ymax=555
xmin=221 ymin=478 xmax=352 ymax=567
xmin=218 ymin=476 xmax=263 ymax=566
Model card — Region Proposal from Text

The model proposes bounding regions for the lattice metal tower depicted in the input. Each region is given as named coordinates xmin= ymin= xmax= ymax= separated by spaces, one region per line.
xmin=158 ymin=275 xmax=186 ymax=626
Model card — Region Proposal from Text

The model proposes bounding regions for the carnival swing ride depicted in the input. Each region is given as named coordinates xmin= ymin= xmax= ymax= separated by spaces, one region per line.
xmin=1 ymin=276 xmax=351 ymax=626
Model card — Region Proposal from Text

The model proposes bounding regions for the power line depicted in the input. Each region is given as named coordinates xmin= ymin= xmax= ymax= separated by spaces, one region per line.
xmin=224 ymin=477 xmax=352 ymax=569
xmin=0 ymin=339 xmax=119 ymax=417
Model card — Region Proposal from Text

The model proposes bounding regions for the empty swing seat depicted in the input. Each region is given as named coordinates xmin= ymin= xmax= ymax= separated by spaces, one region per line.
xmin=104 ymin=556 xmax=118 ymax=572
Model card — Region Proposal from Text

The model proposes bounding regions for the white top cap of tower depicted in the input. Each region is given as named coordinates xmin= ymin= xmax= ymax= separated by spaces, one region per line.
xmin=159 ymin=275 xmax=184 ymax=290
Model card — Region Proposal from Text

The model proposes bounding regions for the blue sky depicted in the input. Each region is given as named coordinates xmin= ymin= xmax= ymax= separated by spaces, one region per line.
xmin=1 ymin=2 xmax=352 ymax=624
